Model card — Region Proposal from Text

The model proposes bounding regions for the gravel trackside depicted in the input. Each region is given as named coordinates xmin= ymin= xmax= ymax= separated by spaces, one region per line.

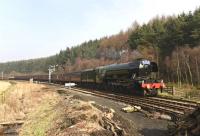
xmin=63 ymin=87 xmax=171 ymax=136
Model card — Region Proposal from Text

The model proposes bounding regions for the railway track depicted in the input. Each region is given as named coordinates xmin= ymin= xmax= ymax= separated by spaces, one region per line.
xmin=39 ymin=82 xmax=199 ymax=120
xmin=66 ymin=87 xmax=199 ymax=120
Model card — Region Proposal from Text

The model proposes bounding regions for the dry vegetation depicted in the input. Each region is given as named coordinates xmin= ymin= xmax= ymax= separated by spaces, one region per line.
xmin=0 ymin=81 xmax=136 ymax=136
xmin=46 ymin=100 xmax=104 ymax=136
xmin=159 ymin=83 xmax=200 ymax=102
xmin=20 ymin=93 xmax=61 ymax=136
xmin=0 ymin=81 xmax=58 ymax=122
xmin=169 ymin=107 xmax=200 ymax=136
xmin=0 ymin=81 xmax=11 ymax=93
xmin=27 ymin=91 xmax=135 ymax=136
xmin=49 ymin=90 xmax=139 ymax=136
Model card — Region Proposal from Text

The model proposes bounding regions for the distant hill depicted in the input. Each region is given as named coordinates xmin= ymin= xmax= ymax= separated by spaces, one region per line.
xmin=0 ymin=7 xmax=200 ymax=86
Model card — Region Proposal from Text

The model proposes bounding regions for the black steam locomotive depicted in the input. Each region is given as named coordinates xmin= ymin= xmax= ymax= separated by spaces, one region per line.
xmin=12 ymin=58 xmax=165 ymax=96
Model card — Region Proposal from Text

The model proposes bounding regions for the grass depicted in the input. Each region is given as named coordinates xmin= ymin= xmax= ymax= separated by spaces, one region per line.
xmin=20 ymin=97 xmax=60 ymax=136
xmin=0 ymin=81 xmax=17 ymax=115
xmin=160 ymin=83 xmax=200 ymax=102
xmin=0 ymin=81 xmax=62 ymax=136
xmin=0 ymin=81 xmax=132 ymax=135
xmin=0 ymin=81 xmax=59 ymax=123
xmin=0 ymin=81 xmax=12 ymax=94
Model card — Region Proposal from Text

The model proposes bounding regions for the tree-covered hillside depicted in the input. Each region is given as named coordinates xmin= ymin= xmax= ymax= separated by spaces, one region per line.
xmin=128 ymin=8 xmax=200 ymax=85
xmin=0 ymin=7 xmax=200 ymax=86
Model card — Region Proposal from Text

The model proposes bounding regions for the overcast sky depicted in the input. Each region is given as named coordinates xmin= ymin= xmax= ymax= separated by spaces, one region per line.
xmin=0 ymin=0 xmax=199 ymax=62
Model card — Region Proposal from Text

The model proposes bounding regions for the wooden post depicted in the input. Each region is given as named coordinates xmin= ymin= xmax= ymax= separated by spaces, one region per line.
xmin=0 ymin=93 xmax=1 ymax=104
xmin=1 ymin=72 xmax=3 ymax=80
xmin=172 ymin=86 xmax=175 ymax=95
xmin=185 ymin=129 xmax=188 ymax=136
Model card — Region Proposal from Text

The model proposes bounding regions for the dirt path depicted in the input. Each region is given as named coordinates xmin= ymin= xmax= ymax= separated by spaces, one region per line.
xmin=46 ymin=87 xmax=139 ymax=136
xmin=62 ymin=87 xmax=171 ymax=136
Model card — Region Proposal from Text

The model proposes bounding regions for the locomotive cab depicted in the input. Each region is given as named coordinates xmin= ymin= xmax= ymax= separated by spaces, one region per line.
xmin=138 ymin=60 xmax=152 ymax=77
xmin=150 ymin=62 xmax=158 ymax=72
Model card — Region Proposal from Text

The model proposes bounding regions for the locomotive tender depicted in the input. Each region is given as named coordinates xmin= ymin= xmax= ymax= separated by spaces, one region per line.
xmin=12 ymin=58 xmax=165 ymax=96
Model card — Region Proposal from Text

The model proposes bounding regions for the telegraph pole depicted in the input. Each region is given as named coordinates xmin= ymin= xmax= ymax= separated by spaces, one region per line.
xmin=1 ymin=71 xmax=3 ymax=80
xmin=48 ymin=65 xmax=58 ymax=83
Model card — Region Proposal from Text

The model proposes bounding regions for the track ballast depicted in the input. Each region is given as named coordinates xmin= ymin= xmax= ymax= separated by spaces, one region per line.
xmin=67 ymin=87 xmax=199 ymax=120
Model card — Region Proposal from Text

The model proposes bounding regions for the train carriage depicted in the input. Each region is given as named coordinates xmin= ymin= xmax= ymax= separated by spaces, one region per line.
xmin=69 ymin=72 xmax=81 ymax=83
xmin=11 ymin=58 xmax=165 ymax=96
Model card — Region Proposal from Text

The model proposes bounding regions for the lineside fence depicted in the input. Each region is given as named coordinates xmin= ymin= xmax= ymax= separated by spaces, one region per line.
xmin=163 ymin=86 xmax=175 ymax=95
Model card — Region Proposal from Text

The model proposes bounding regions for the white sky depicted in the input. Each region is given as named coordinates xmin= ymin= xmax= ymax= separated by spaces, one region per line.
xmin=0 ymin=0 xmax=199 ymax=62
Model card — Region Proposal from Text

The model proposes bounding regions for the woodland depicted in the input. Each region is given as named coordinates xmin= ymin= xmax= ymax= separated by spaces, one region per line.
xmin=0 ymin=8 xmax=200 ymax=86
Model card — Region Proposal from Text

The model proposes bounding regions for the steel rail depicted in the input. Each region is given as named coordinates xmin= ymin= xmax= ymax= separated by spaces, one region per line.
xmin=68 ymin=87 xmax=198 ymax=118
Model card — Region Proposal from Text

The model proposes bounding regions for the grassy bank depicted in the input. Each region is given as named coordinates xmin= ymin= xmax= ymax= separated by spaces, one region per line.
xmin=159 ymin=83 xmax=200 ymax=102
xmin=20 ymin=96 xmax=61 ymax=136
xmin=0 ymin=81 xmax=59 ymax=122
